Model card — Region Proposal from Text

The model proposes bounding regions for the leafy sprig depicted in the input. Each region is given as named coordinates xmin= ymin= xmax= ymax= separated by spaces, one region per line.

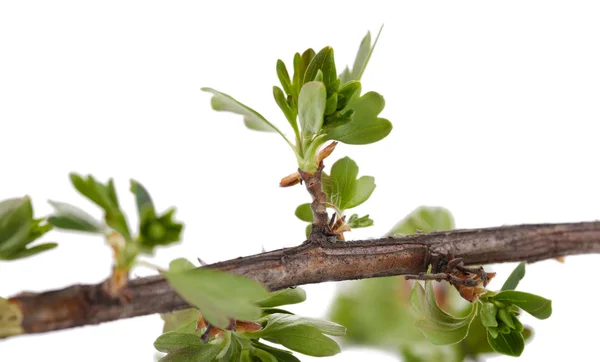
xmin=202 ymin=27 xmax=391 ymax=174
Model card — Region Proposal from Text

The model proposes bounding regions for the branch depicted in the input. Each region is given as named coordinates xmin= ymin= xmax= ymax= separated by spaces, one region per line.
xmin=5 ymin=221 xmax=600 ymax=338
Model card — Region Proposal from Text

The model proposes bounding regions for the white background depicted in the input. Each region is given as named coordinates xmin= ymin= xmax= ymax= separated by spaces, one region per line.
xmin=1 ymin=1 xmax=599 ymax=361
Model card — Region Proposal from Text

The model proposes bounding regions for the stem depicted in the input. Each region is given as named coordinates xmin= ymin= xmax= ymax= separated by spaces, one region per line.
xmin=298 ymin=167 xmax=330 ymax=243
xmin=4 ymin=221 xmax=600 ymax=337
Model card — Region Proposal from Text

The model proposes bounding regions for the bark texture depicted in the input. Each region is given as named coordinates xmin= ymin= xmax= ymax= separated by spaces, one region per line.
xmin=5 ymin=221 xmax=600 ymax=337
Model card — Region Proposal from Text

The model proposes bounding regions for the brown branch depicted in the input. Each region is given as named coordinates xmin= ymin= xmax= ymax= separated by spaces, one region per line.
xmin=5 ymin=221 xmax=600 ymax=338
xmin=298 ymin=167 xmax=331 ymax=242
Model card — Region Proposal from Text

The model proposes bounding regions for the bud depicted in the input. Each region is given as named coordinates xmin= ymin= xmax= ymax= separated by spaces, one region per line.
xmin=316 ymin=141 xmax=338 ymax=166
xmin=279 ymin=172 xmax=301 ymax=187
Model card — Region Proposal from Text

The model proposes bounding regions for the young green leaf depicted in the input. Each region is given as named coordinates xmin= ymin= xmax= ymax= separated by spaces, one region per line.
xmin=0 ymin=197 xmax=33 ymax=257
xmin=2 ymin=243 xmax=58 ymax=260
xmin=339 ymin=25 xmax=384 ymax=84
xmin=137 ymin=207 xmax=183 ymax=251
xmin=346 ymin=176 xmax=375 ymax=210
xmin=347 ymin=214 xmax=374 ymax=228
xmin=486 ymin=330 xmax=525 ymax=357
xmin=292 ymin=49 xmax=315 ymax=99
xmin=323 ymin=90 xmax=392 ymax=145
xmin=69 ymin=173 xmax=132 ymax=240
xmin=252 ymin=348 xmax=278 ymax=362
xmin=479 ymin=302 xmax=498 ymax=328
xmin=298 ymin=81 xmax=326 ymax=138
xmin=493 ymin=291 xmax=552 ymax=319
xmin=169 ymin=258 xmax=196 ymax=273
xmin=130 ymin=179 xmax=155 ymax=218
xmin=201 ymin=87 xmax=276 ymax=133
xmin=410 ymin=280 xmax=478 ymax=345
xmin=294 ymin=203 xmax=313 ymax=223
xmin=256 ymin=288 xmax=307 ymax=308
xmin=47 ymin=200 xmax=106 ymax=233
xmin=160 ymin=308 xmax=198 ymax=333
xmin=273 ymin=86 xmax=297 ymax=134
xmin=501 ymin=262 xmax=526 ymax=291
xmin=253 ymin=313 xmax=342 ymax=356
xmin=163 ymin=267 xmax=268 ymax=329
xmin=323 ymin=157 xmax=375 ymax=211
xmin=154 ymin=332 xmax=223 ymax=361
xmin=250 ymin=341 xmax=301 ymax=362
xmin=303 ymin=46 xmax=338 ymax=95
xmin=387 ymin=206 xmax=455 ymax=236
xmin=276 ymin=59 xmax=293 ymax=96
xmin=335 ymin=80 xmax=361 ymax=111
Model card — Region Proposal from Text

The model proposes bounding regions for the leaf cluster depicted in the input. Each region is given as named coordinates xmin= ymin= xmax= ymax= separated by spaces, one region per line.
xmin=202 ymin=27 xmax=391 ymax=173
xmin=47 ymin=174 xmax=183 ymax=269
xmin=157 ymin=264 xmax=345 ymax=361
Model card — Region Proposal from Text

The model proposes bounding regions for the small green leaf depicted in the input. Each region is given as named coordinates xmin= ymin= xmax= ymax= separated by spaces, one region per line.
xmin=324 ymin=90 xmax=392 ymax=145
xmin=497 ymin=308 xmax=515 ymax=329
xmin=479 ymin=302 xmax=498 ymax=328
xmin=347 ymin=214 xmax=374 ymax=229
xmin=493 ymin=291 xmax=552 ymax=320
xmin=273 ymin=86 xmax=297 ymax=134
xmin=324 ymin=92 xmax=338 ymax=115
xmin=303 ymin=46 xmax=338 ymax=94
xmin=255 ymin=313 xmax=342 ymax=356
xmin=201 ymin=87 xmax=276 ymax=133
xmin=276 ymin=59 xmax=293 ymax=96
xmin=160 ymin=308 xmax=198 ymax=333
xmin=339 ymin=25 xmax=383 ymax=84
xmin=252 ymin=348 xmax=278 ymax=362
xmin=501 ymin=262 xmax=526 ymax=291
xmin=138 ymin=207 xmax=184 ymax=250
xmin=324 ymin=157 xmax=358 ymax=211
xmin=298 ymin=81 xmax=326 ymax=137
xmin=294 ymin=203 xmax=313 ymax=223
xmin=335 ymin=80 xmax=361 ymax=112
xmin=387 ymin=206 xmax=454 ymax=237
xmin=154 ymin=332 xmax=204 ymax=353
xmin=250 ymin=341 xmax=301 ymax=362
xmin=2 ymin=243 xmax=58 ymax=260
xmin=346 ymin=176 xmax=375 ymax=209
xmin=410 ymin=280 xmax=478 ymax=345
xmin=0 ymin=197 xmax=33 ymax=257
xmin=163 ymin=267 xmax=268 ymax=329
xmin=486 ymin=330 xmax=525 ymax=357
xmin=256 ymin=288 xmax=307 ymax=308
xmin=47 ymin=200 xmax=106 ymax=233
xmin=69 ymin=173 xmax=131 ymax=240
xmin=130 ymin=179 xmax=155 ymax=218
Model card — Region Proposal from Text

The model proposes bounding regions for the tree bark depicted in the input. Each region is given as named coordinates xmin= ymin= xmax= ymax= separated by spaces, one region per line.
xmin=5 ymin=221 xmax=600 ymax=337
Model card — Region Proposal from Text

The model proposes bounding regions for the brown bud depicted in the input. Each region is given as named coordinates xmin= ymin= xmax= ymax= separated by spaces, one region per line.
xmin=279 ymin=172 xmax=301 ymax=187
xmin=236 ymin=320 xmax=263 ymax=333
xmin=316 ymin=141 xmax=338 ymax=165
xmin=555 ymin=256 xmax=566 ymax=263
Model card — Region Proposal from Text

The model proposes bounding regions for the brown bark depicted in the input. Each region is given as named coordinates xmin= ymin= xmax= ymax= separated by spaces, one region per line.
xmin=298 ymin=167 xmax=331 ymax=242
xmin=5 ymin=221 xmax=600 ymax=338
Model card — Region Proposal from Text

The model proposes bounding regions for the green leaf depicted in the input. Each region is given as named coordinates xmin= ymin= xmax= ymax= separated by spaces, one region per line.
xmin=69 ymin=173 xmax=132 ymax=240
xmin=501 ymin=262 xmax=526 ymax=291
xmin=155 ymin=335 xmax=222 ymax=361
xmin=47 ymin=200 xmax=106 ymax=233
xmin=0 ymin=197 xmax=33 ymax=257
xmin=292 ymin=49 xmax=315 ymax=99
xmin=493 ymin=291 xmax=552 ymax=320
xmin=324 ymin=92 xmax=338 ymax=115
xmin=303 ymin=46 xmax=338 ymax=95
xmin=346 ymin=176 xmax=375 ymax=209
xmin=273 ymin=86 xmax=297 ymax=135
xmin=410 ymin=280 xmax=478 ymax=345
xmin=298 ymin=81 xmax=326 ymax=137
xmin=256 ymin=288 xmax=307 ymax=308
xmin=160 ymin=308 xmax=199 ymax=333
xmin=321 ymin=157 xmax=376 ymax=212
xmin=335 ymin=80 xmax=361 ymax=111
xmin=339 ymin=25 xmax=383 ymax=84
xmin=323 ymin=90 xmax=392 ymax=145
xmin=138 ymin=207 xmax=184 ymax=250
xmin=254 ymin=313 xmax=342 ymax=356
xmin=130 ymin=179 xmax=155 ymax=218
xmin=154 ymin=332 xmax=204 ymax=353
xmin=294 ymin=203 xmax=313 ymax=223
xmin=250 ymin=341 xmax=301 ymax=362
xmin=479 ymin=302 xmax=498 ymax=328
xmin=486 ymin=330 xmax=525 ymax=357
xmin=387 ymin=206 xmax=454 ymax=236
xmin=276 ymin=59 xmax=293 ymax=96
xmin=201 ymin=87 xmax=276 ymax=133
xmin=347 ymin=214 xmax=374 ymax=229
xmin=2 ymin=243 xmax=58 ymax=260
xmin=163 ymin=267 xmax=268 ymax=329
xmin=252 ymin=348 xmax=278 ymax=362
